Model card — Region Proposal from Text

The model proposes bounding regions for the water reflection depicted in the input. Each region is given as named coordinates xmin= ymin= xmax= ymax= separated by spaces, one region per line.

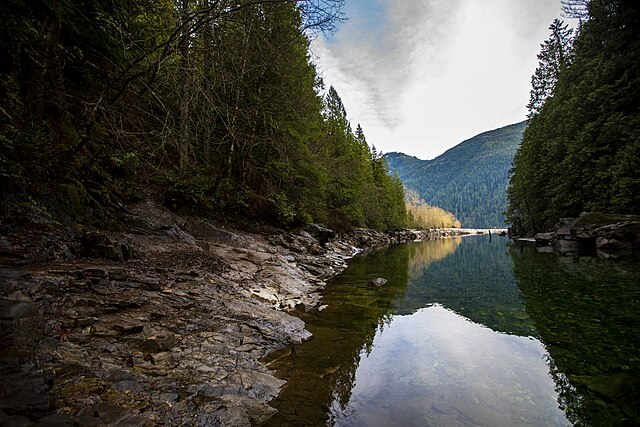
xmin=264 ymin=244 xmax=413 ymax=426
xmin=395 ymin=235 xmax=534 ymax=336
xmin=407 ymin=236 xmax=462 ymax=279
xmin=265 ymin=236 xmax=640 ymax=426
xmin=330 ymin=305 xmax=564 ymax=427
xmin=510 ymin=246 xmax=640 ymax=425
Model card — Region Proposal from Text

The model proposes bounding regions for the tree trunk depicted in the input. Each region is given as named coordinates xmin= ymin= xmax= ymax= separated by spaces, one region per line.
xmin=179 ymin=0 xmax=191 ymax=170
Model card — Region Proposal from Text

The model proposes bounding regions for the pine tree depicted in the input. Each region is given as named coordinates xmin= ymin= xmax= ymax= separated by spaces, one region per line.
xmin=526 ymin=19 xmax=574 ymax=118
xmin=508 ymin=0 xmax=640 ymax=233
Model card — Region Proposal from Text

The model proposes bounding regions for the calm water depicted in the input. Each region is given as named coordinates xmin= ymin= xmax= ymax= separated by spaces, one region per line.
xmin=263 ymin=236 xmax=640 ymax=426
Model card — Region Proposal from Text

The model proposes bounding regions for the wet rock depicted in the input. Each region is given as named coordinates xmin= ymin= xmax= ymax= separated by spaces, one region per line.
xmin=0 ymin=413 xmax=33 ymax=426
xmin=80 ymin=232 xmax=143 ymax=261
xmin=299 ymin=263 xmax=332 ymax=278
xmin=83 ymin=267 xmax=108 ymax=278
xmin=81 ymin=232 xmax=120 ymax=260
xmin=0 ymin=362 xmax=49 ymax=415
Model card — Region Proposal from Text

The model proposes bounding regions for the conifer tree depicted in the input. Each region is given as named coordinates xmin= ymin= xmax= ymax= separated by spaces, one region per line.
xmin=526 ymin=19 xmax=573 ymax=118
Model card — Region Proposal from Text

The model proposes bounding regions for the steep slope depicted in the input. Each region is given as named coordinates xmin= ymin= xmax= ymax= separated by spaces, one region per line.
xmin=386 ymin=121 xmax=526 ymax=228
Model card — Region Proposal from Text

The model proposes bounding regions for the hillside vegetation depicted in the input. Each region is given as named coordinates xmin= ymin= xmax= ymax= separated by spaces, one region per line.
xmin=0 ymin=0 xmax=406 ymax=232
xmin=386 ymin=122 xmax=526 ymax=228
xmin=507 ymin=1 xmax=640 ymax=233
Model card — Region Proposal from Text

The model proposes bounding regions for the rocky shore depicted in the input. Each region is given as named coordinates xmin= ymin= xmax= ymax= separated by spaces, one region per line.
xmin=518 ymin=212 xmax=640 ymax=255
xmin=0 ymin=200 xmax=451 ymax=426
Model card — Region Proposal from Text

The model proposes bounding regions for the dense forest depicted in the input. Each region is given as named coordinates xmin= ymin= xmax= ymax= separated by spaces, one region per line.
xmin=0 ymin=0 xmax=406 ymax=231
xmin=507 ymin=0 xmax=640 ymax=234
xmin=386 ymin=122 xmax=526 ymax=228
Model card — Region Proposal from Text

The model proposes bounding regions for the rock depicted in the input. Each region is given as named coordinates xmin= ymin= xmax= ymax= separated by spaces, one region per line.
xmin=0 ymin=198 xmax=434 ymax=426
xmin=75 ymin=402 xmax=147 ymax=427
xmin=0 ymin=269 xmax=32 ymax=281
xmin=0 ymin=362 xmax=49 ymax=415
xmin=370 ymin=277 xmax=388 ymax=287
xmin=218 ymin=395 xmax=278 ymax=425
xmin=299 ymin=263 xmax=332 ymax=278
xmin=186 ymin=219 xmax=260 ymax=250
xmin=0 ymin=299 xmax=43 ymax=351
xmin=114 ymin=380 xmax=144 ymax=394
xmin=534 ymin=232 xmax=554 ymax=246
xmin=305 ymin=224 xmax=335 ymax=247
xmin=556 ymin=218 xmax=577 ymax=237
xmin=0 ymin=299 xmax=48 ymax=414
xmin=84 ymin=267 xmax=108 ymax=278
xmin=139 ymin=327 xmax=176 ymax=353
xmin=594 ymin=222 xmax=640 ymax=250
xmin=35 ymin=413 xmax=74 ymax=426
xmin=575 ymin=212 xmax=640 ymax=227
xmin=595 ymin=236 xmax=632 ymax=251
xmin=81 ymin=232 xmax=119 ymax=260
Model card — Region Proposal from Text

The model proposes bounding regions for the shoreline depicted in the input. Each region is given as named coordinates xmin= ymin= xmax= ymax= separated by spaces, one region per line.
xmin=0 ymin=201 xmax=478 ymax=426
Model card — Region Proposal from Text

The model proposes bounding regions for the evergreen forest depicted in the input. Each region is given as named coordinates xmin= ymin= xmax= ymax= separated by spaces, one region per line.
xmin=0 ymin=0 xmax=407 ymax=231
xmin=507 ymin=0 xmax=640 ymax=234
xmin=386 ymin=122 xmax=526 ymax=228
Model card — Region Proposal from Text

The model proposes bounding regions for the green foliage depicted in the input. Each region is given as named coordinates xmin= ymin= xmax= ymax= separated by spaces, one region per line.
xmin=0 ymin=0 xmax=406 ymax=231
xmin=507 ymin=0 xmax=640 ymax=233
xmin=527 ymin=19 xmax=574 ymax=118
xmin=386 ymin=122 xmax=526 ymax=228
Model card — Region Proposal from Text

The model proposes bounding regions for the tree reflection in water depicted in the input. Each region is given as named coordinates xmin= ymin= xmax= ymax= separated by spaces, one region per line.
xmin=510 ymin=245 xmax=640 ymax=425
xmin=263 ymin=237 xmax=640 ymax=426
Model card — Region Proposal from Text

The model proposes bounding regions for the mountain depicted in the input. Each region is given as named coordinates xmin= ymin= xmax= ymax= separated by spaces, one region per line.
xmin=385 ymin=121 xmax=526 ymax=228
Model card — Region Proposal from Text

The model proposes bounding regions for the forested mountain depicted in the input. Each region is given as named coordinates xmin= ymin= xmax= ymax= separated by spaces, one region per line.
xmin=507 ymin=1 xmax=640 ymax=233
xmin=386 ymin=122 xmax=526 ymax=228
xmin=0 ymin=0 xmax=406 ymax=231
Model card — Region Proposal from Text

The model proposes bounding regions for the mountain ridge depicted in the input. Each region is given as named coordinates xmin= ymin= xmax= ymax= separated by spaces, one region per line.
xmin=385 ymin=121 xmax=526 ymax=228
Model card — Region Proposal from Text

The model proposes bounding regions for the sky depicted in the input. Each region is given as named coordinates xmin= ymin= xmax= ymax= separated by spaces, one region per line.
xmin=311 ymin=0 xmax=577 ymax=160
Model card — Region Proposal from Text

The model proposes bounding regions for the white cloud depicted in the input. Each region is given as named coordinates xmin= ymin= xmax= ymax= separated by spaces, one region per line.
xmin=312 ymin=0 xmax=576 ymax=160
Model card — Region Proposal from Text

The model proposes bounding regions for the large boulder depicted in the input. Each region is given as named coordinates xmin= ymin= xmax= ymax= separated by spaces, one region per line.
xmin=305 ymin=224 xmax=336 ymax=247
xmin=556 ymin=218 xmax=577 ymax=237
xmin=594 ymin=222 xmax=640 ymax=251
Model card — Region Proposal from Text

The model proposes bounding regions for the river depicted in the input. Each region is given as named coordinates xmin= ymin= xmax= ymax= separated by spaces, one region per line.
xmin=262 ymin=235 xmax=640 ymax=426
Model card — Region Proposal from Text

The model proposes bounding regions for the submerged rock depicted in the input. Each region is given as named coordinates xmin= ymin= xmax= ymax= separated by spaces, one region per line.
xmin=370 ymin=277 xmax=388 ymax=287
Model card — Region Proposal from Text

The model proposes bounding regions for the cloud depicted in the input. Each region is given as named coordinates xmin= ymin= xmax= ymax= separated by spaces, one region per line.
xmin=312 ymin=0 xmax=575 ymax=160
